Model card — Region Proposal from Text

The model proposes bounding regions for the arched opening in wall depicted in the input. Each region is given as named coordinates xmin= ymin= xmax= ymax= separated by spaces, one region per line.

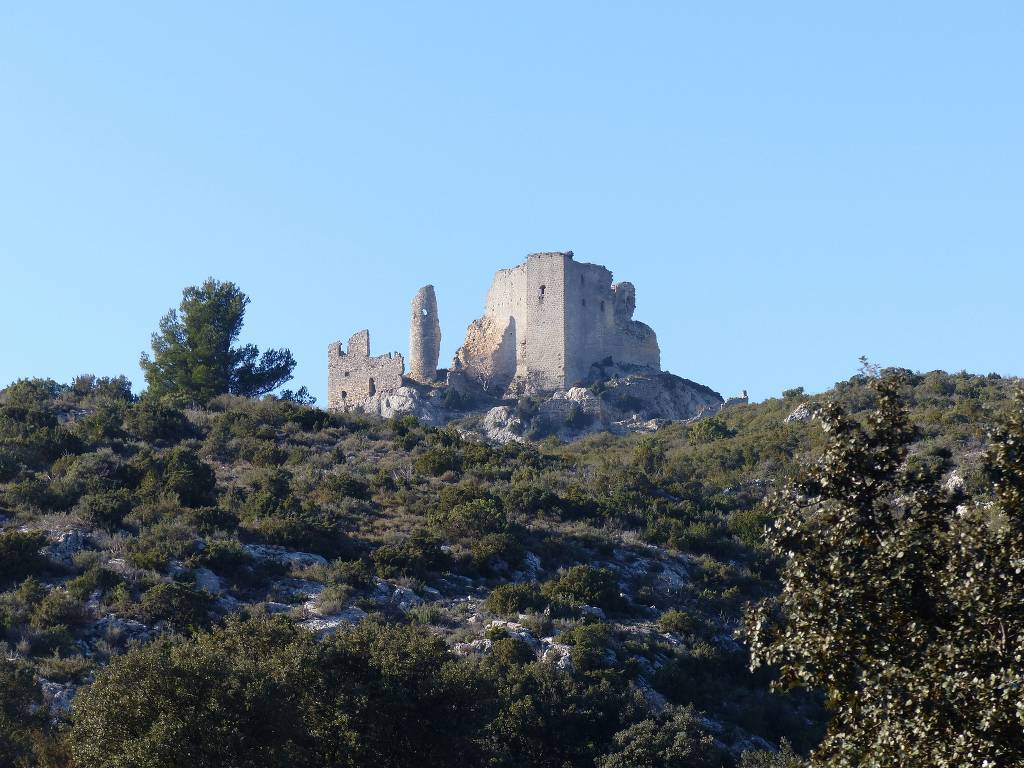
xmin=582 ymin=298 xmax=586 ymax=307
xmin=341 ymin=391 xmax=348 ymax=399
xmin=600 ymin=301 xmax=605 ymax=312
xmin=368 ymin=378 xmax=376 ymax=396
xmin=538 ymin=285 xmax=545 ymax=299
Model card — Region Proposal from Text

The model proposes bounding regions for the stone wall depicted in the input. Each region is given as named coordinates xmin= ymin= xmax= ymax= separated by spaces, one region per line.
xmin=408 ymin=285 xmax=441 ymax=383
xmin=525 ymin=252 xmax=569 ymax=392
xmin=327 ymin=330 xmax=404 ymax=411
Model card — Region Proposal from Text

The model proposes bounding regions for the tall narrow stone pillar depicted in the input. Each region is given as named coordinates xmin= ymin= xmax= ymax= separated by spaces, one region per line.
xmin=409 ymin=285 xmax=441 ymax=383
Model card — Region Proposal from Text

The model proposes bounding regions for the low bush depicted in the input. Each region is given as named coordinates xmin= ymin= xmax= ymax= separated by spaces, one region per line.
xmin=0 ymin=530 xmax=47 ymax=587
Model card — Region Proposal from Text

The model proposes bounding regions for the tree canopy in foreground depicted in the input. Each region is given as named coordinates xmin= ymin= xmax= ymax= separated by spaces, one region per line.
xmin=743 ymin=375 xmax=1024 ymax=767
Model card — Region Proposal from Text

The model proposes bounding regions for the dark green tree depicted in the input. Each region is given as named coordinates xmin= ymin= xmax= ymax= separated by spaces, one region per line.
xmin=69 ymin=615 xmax=325 ymax=768
xmin=743 ymin=376 xmax=1024 ymax=767
xmin=0 ymin=659 xmax=44 ymax=767
xmin=68 ymin=615 xmax=493 ymax=768
xmin=596 ymin=706 xmax=718 ymax=768
xmin=140 ymin=279 xmax=296 ymax=404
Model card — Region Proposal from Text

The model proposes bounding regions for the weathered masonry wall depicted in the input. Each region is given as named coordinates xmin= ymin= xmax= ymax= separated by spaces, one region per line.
xmin=562 ymin=258 xmax=616 ymax=387
xmin=525 ymin=252 xmax=568 ymax=392
xmin=327 ymin=330 xmax=404 ymax=411
xmin=409 ymin=285 xmax=441 ymax=383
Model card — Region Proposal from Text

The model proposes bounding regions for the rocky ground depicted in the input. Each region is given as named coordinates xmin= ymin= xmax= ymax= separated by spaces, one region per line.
xmin=353 ymin=366 xmax=731 ymax=443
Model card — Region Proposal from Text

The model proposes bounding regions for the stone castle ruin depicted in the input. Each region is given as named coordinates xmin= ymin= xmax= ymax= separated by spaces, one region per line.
xmin=451 ymin=251 xmax=660 ymax=396
xmin=327 ymin=251 xmax=731 ymax=437
xmin=326 ymin=330 xmax=403 ymax=411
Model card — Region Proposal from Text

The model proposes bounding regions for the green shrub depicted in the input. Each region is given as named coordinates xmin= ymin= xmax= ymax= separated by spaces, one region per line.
xmin=414 ymin=446 xmax=461 ymax=476
xmin=72 ymin=400 xmax=128 ymax=443
xmin=77 ymin=489 xmax=133 ymax=530
xmin=127 ymin=521 xmax=200 ymax=571
xmin=65 ymin=566 xmax=122 ymax=602
xmin=687 ymin=418 xmax=735 ymax=445
xmin=597 ymin=706 xmax=719 ymax=768
xmin=562 ymin=623 xmax=616 ymax=672
xmin=317 ymin=472 xmax=371 ymax=503
xmin=136 ymin=582 xmax=213 ymax=631
xmin=489 ymin=636 xmax=536 ymax=667
xmin=371 ymin=531 xmax=449 ymax=579
xmin=0 ymin=658 xmax=45 ymax=764
xmin=485 ymin=582 xmax=545 ymax=615
xmin=124 ymin=394 xmax=191 ymax=442
xmin=57 ymin=448 xmax=130 ymax=497
xmin=542 ymin=565 xmax=625 ymax=613
xmin=727 ymin=507 xmax=772 ymax=548
xmin=30 ymin=590 xmax=88 ymax=630
xmin=657 ymin=609 xmax=694 ymax=635
xmin=737 ymin=740 xmax=806 ymax=768
xmin=327 ymin=557 xmax=375 ymax=588
xmin=162 ymin=447 xmax=217 ymax=507
xmin=429 ymin=498 xmax=507 ymax=538
xmin=0 ymin=530 xmax=47 ymax=587
xmin=192 ymin=539 xmax=283 ymax=590
xmin=469 ymin=532 xmax=524 ymax=573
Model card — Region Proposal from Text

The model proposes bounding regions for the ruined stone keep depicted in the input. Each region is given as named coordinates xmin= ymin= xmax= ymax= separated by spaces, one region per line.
xmin=328 ymin=251 xmax=662 ymax=410
xmin=326 ymin=330 xmax=403 ymax=411
xmin=452 ymin=251 xmax=660 ymax=395
xmin=408 ymin=285 xmax=441 ymax=383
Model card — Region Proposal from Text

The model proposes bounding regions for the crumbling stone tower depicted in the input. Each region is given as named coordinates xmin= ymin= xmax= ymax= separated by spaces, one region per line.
xmin=408 ymin=285 xmax=441 ymax=383
xmin=452 ymin=251 xmax=660 ymax=395
xmin=327 ymin=330 xmax=404 ymax=411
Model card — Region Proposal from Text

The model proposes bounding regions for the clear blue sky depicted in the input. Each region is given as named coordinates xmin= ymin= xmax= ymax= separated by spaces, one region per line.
xmin=2 ymin=3 xmax=1022 ymax=405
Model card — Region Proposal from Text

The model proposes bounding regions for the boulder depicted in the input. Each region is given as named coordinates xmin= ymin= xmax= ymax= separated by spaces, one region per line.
xmin=482 ymin=406 xmax=523 ymax=444
xmin=192 ymin=567 xmax=223 ymax=595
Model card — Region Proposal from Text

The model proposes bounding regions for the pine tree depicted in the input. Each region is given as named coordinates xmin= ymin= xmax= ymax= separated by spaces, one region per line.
xmin=140 ymin=279 xmax=296 ymax=404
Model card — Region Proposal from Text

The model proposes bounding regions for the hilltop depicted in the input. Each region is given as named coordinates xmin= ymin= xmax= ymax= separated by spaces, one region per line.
xmin=327 ymin=251 xmax=739 ymax=439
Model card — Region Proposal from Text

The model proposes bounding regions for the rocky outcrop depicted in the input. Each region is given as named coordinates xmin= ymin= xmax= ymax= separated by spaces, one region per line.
xmin=784 ymin=402 xmax=817 ymax=423
xmin=595 ymin=369 xmax=723 ymax=423
xmin=481 ymin=406 xmax=524 ymax=444
xmin=342 ymin=368 xmax=724 ymax=444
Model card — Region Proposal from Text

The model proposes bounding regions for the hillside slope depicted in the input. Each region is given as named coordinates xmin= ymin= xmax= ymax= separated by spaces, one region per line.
xmin=0 ymin=368 xmax=1018 ymax=765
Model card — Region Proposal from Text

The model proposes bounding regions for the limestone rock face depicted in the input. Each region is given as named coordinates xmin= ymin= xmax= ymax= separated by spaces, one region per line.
xmin=598 ymin=370 xmax=723 ymax=423
xmin=409 ymin=285 xmax=441 ymax=383
xmin=482 ymin=406 xmax=524 ymax=444
xmin=784 ymin=401 xmax=817 ymax=423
